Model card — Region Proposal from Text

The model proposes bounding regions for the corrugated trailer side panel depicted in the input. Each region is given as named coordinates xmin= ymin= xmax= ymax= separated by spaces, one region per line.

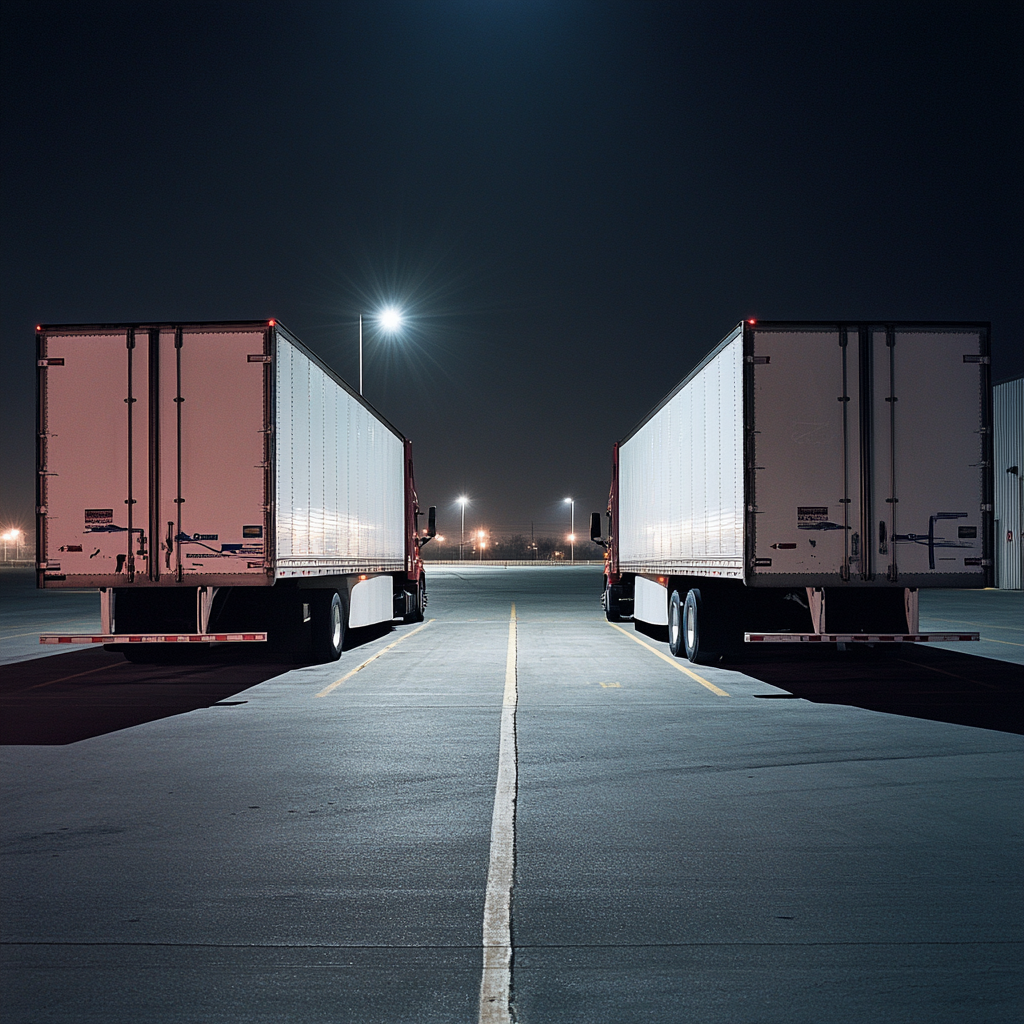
xmin=619 ymin=329 xmax=744 ymax=576
xmin=274 ymin=333 xmax=404 ymax=577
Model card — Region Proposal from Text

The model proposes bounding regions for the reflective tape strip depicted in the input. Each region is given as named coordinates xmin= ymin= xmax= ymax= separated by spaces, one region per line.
xmin=40 ymin=633 xmax=267 ymax=644
xmin=743 ymin=633 xmax=979 ymax=643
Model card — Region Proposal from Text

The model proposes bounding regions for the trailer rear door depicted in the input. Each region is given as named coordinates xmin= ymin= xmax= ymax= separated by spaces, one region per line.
xmin=749 ymin=324 xmax=988 ymax=586
xmin=38 ymin=329 xmax=153 ymax=583
xmin=38 ymin=324 xmax=270 ymax=586
xmin=870 ymin=326 xmax=988 ymax=584
xmin=158 ymin=327 xmax=268 ymax=580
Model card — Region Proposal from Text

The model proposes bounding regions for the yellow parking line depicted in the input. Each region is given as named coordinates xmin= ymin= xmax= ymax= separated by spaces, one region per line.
xmin=314 ymin=620 xmax=434 ymax=697
xmin=607 ymin=621 xmax=729 ymax=696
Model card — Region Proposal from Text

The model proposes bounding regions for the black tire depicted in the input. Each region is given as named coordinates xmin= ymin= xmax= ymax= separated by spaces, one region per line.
xmin=668 ymin=590 xmax=685 ymax=657
xmin=403 ymin=577 xmax=425 ymax=624
xmin=682 ymin=588 xmax=719 ymax=664
xmin=604 ymin=580 xmax=622 ymax=622
xmin=311 ymin=590 xmax=345 ymax=663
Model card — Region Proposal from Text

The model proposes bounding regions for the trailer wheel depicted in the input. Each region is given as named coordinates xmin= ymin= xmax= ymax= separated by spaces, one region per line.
xmin=604 ymin=580 xmax=622 ymax=622
xmin=403 ymin=577 xmax=425 ymax=624
xmin=311 ymin=590 xmax=345 ymax=662
xmin=683 ymin=588 xmax=718 ymax=664
xmin=668 ymin=591 xmax=685 ymax=657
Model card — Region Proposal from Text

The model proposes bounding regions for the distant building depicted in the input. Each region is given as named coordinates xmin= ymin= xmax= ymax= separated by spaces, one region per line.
xmin=994 ymin=376 xmax=1023 ymax=589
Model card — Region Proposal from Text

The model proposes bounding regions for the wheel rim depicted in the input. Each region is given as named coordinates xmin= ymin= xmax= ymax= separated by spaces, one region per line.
xmin=670 ymin=603 xmax=679 ymax=645
xmin=685 ymin=605 xmax=695 ymax=650
xmin=330 ymin=601 xmax=342 ymax=650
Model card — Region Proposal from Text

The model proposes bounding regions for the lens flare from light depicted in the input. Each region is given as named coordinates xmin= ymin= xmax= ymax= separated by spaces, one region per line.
xmin=378 ymin=307 xmax=403 ymax=332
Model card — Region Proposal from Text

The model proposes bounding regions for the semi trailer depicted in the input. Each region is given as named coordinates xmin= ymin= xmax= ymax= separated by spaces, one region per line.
xmin=592 ymin=320 xmax=992 ymax=663
xmin=35 ymin=319 xmax=435 ymax=662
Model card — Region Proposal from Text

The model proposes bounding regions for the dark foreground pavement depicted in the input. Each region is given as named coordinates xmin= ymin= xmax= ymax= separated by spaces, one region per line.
xmin=1 ymin=566 xmax=1022 ymax=1022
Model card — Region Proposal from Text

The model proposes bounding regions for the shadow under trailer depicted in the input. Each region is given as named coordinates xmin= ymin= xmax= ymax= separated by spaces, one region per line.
xmin=36 ymin=320 xmax=435 ymax=663
xmin=593 ymin=320 xmax=992 ymax=663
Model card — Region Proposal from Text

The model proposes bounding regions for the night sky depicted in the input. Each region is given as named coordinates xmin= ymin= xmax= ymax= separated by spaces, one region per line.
xmin=2 ymin=1 xmax=1021 ymax=546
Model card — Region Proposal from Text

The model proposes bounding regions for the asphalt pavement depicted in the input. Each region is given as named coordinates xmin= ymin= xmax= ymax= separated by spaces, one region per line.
xmin=1 ymin=566 xmax=1021 ymax=1022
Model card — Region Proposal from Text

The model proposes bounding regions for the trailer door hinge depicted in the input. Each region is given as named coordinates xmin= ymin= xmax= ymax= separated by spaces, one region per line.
xmin=745 ymin=355 xmax=770 ymax=364
xmin=38 ymin=358 xmax=65 ymax=367
xmin=963 ymin=355 xmax=990 ymax=364
xmin=247 ymin=354 xmax=272 ymax=363
xmin=981 ymin=504 xmax=993 ymax=512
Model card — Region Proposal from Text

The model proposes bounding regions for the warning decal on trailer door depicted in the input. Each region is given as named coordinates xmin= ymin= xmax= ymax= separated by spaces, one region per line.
xmin=797 ymin=506 xmax=829 ymax=526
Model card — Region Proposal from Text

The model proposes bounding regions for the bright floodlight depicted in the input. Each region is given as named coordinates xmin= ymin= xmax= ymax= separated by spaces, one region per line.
xmin=378 ymin=307 xmax=403 ymax=332
xmin=564 ymin=497 xmax=573 ymax=503
xmin=457 ymin=496 xmax=469 ymax=506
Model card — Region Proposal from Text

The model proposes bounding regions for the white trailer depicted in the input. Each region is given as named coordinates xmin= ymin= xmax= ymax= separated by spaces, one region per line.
xmin=593 ymin=320 xmax=992 ymax=662
xmin=36 ymin=320 xmax=435 ymax=662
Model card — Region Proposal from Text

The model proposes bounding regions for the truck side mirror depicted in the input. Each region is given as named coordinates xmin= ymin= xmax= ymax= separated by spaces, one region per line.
xmin=418 ymin=506 xmax=437 ymax=548
xmin=591 ymin=511 xmax=606 ymax=547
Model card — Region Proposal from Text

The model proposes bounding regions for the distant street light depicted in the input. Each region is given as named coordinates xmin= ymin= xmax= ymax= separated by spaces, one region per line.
xmin=457 ymin=496 xmax=469 ymax=561
xmin=2 ymin=528 xmax=22 ymax=562
xmin=359 ymin=307 xmax=404 ymax=396
xmin=564 ymin=498 xmax=575 ymax=563
xmin=478 ymin=529 xmax=486 ymax=561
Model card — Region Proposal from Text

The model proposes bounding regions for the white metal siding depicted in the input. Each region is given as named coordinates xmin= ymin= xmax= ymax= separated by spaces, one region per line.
xmin=619 ymin=333 xmax=744 ymax=573
xmin=994 ymin=377 xmax=1024 ymax=589
xmin=275 ymin=339 xmax=404 ymax=573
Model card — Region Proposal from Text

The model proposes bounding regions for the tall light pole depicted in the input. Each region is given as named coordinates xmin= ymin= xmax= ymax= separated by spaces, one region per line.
xmin=457 ymin=496 xmax=469 ymax=561
xmin=359 ymin=306 xmax=403 ymax=396
xmin=565 ymin=497 xmax=575 ymax=563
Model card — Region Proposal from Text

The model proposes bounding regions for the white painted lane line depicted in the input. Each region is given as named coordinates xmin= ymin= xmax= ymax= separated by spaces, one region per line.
xmin=313 ymin=620 xmax=433 ymax=698
xmin=479 ymin=603 xmax=517 ymax=1024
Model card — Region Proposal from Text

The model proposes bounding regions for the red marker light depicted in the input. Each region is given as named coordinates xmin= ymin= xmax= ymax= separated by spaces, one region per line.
xmin=268 ymin=319 xmax=276 ymax=326
xmin=36 ymin=325 xmax=42 ymax=331
xmin=748 ymin=318 xmax=757 ymax=325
